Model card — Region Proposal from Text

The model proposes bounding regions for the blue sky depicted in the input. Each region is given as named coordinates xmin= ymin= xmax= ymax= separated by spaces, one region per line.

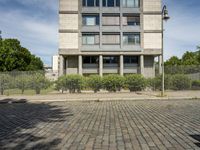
xmin=0 ymin=0 xmax=200 ymax=66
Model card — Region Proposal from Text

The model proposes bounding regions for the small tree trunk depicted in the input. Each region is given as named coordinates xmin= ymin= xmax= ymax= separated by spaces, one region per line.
xmin=0 ymin=88 xmax=3 ymax=95
xmin=21 ymin=89 xmax=25 ymax=94
xmin=36 ymin=88 xmax=41 ymax=94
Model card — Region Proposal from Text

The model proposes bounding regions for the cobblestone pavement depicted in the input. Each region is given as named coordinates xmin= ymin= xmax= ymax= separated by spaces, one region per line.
xmin=0 ymin=100 xmax=200 ymax=150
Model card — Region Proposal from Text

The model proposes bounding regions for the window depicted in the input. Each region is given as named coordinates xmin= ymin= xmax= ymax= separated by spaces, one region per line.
xmin=83 ymin=0 xmax=99 ymax=7
xmin=124 ymin=56 xmax=138 ymax=64
xmin=123 ymin=14 xmax=140 ymax=26
xmin=83 ymin=56 xmax=99 ymax=64
xmin=102 ymin=15 xmax=120 ymax=26
xmin=122 ymin=0 xmax=139 ymax=8
xmin=103 ymin=0 xmax=120 ymax=7
xmin=123 ymin=33 xmax=140 ymax=45
xmin=102 ymin=33 xmax=120 ymax=45
xmin=82 ymin=15 xmax=99 ymax=26
xmin=103 ymin=56 xmax=119 ymax=64
xmin=82 ymin=33 xmax=99 ymax=45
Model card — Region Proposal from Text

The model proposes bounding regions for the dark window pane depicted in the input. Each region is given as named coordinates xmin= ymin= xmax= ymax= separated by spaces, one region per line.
xmin=108 ymin=0 xmax=114 ymax=7
xmin=83 ymin=0 xmax=86 ymax=6
xmin=116 ymin=0 xmax=120 ymax=6
xmin=83 ymin=57 xmax=91 ymax=63
xmin=96 ymin=16 xmax=99 ymax=25
xmin=103 ymin=0 xmax=106 ymax=6
xmin=96 ymin=0 xmax=99 ymax=6
xmin=87 ymin=0 xmax=94 ymax=6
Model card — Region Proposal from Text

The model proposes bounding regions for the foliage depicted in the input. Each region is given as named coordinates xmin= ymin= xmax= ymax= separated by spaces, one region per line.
xmin=55 ymin=76 xmax=66 ymax=93
xmin=125 ymin=74 xmax=146 ymax=92
xmin=102 ymin=74 xmax=124 ymax=92
xmin=165 ymin=56 xmax=181 ymax=66
xmin=148 ymin=75 xmax=172 ymax=91
xmin=86 ymin=75 xmax=102 ymax=93
xmin=65 ymin=75 xmax=84 ymax=93
xmin=170 ymin=74 xmax=191 ymax=90
xmin=191 ymin=80 xmax=200 ymax=90
xmin=0 ymin=39 xmax=44 ymax=71
xmin=15 ymin=74 xmax=31 ymax=94
xmin=30 ymin=72 xmax=51 ymax=94
xmin=0 ymin=73 xmax=12 ymax=95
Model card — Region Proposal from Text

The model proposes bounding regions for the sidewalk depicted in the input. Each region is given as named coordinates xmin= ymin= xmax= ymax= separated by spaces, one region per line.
xmin=0 ymin=90 xmax=200 ymax=103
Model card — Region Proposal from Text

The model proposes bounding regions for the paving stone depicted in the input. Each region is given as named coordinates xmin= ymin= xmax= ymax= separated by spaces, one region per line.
xmin=0 ymin=100 xmax=200 ymax=149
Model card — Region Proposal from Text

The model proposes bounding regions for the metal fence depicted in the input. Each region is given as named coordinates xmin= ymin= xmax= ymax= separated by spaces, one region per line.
xmin=0 ymin=66 xmax=200 ymax=95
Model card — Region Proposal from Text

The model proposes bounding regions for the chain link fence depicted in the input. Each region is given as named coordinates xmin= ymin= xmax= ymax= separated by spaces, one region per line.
xmin=0 ymin=66 xmax=200 ymax=95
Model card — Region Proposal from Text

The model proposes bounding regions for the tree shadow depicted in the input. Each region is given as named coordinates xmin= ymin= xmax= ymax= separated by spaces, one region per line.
xmin=0 ymin=99 xmax=72 ymax=150
xmin=190 ymin=134 xmax=200 ymax=147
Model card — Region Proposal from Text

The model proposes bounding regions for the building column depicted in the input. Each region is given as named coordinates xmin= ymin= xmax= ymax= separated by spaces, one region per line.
xmin=120 ymin=55 xmax=124 ymax=76
xmin=78 ymin=55 xmax=82 ymax=75
xmin=158 ymin=55 xmax=162 ymax=74
xmin=59 ymin=55 xmax=64 ymax=76
xmin=140 ymin=55 xmax=144 ymax=75
xmin=99 ymin=55 xmax=103 ymax=77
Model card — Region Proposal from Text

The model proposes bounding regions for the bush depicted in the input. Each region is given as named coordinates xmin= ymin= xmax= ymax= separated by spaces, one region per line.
xmin=191 ymin=80 xmax=200 ymax=90
xmin=170 ymin=74 xmax=191 ymax=90
xmin=102 ymin=74 xmax=124 ymax=92
xmin=65 ymin=74 xmax=84 ymax=93
xmin=86 ymin=75 xmax=102 ymax=93
xmin=55 ymin=76 xmax=67 ymax=93
xmin=125 ymin=74 xmax=146 ymax=92
xmin=149 ymin=75 xmax=172 ymax=91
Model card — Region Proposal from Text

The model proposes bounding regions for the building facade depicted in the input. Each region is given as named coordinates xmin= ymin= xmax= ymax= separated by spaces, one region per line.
xmin=58 ymin=0 xmax=162 ymax=78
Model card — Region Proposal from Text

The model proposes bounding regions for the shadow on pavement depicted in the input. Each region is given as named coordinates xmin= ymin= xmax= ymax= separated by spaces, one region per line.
xmin=190 ymin=134 xmax=200 ymax=147
xmin=0 ymin=99 xmax=71 ymax=150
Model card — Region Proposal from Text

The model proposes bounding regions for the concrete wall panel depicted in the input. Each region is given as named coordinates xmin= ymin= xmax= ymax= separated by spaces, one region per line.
xmin=144 ymin=33 xmax=162 ymax=49
xmin=143 ymin=15 xmax=162 ymax=30
xmin=59 ymin=14 xmax=78 ymax=30
xmin=59 ymin=0 xmax=79 ymax=11
xmin=143 ymin=0 xmax=161 ymax=12
xmin=59 ymin=33 xmax=78 ymax=49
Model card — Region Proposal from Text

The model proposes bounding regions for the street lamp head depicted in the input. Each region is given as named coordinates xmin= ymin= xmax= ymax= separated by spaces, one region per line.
xmin=162 ymin=6 xmax=170 ymax=21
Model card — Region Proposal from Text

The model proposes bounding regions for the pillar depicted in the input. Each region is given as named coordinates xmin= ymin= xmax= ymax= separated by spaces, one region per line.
xmin=140 ymin=55 xmax=144 ymax=75
xmin=59 ymin=55 xmax=64 ymax=76
xmin=158 ymin=55 xmax=162 ymax=74
xmin=120 ymin=55 xmax=124 ymax=76
xmin=78 ymin=55 xmax=82 ymax=75
xmin=99 ymin=55 xmax=103 ymax=77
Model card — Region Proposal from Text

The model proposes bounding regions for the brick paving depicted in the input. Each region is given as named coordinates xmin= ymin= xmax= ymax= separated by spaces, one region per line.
xmin=0 ymin=100 xmax=200 ymax=150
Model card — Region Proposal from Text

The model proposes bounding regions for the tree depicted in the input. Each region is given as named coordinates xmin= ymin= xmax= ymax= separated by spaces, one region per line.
xmin=165 ymin=56 xmax=181 ymax=66
xmin=181 ymin=51 xmax=199 ymax=65
xmin=0 ymin=39 xmax=44 ymax=71
xmin=0 ymin=74 xmax=12 ymax=95
xmin=15 ymin=74 xmax=31 ymax=94
xmin=30 ymin=73 xmax=50 ymax=94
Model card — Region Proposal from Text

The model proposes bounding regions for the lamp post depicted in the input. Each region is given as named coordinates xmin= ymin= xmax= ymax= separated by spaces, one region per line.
xmin=161 ymin=5 xmax=170 ymax=97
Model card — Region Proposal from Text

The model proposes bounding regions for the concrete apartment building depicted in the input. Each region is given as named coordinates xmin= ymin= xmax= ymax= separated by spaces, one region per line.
xmin=58 ymin=0 xmax=162 ymax=78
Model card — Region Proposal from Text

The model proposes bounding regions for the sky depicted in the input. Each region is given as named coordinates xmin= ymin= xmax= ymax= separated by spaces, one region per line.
xmin=0 ymin=0 xmax=200 ymax=66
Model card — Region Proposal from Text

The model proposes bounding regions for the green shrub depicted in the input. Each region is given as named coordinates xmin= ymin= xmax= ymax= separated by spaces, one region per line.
xmin=87 ymin=75 xmax=102 ymax=93
xmin=149 ymin=75 xmax=172 ymax=91
xmin=191 ymin=80 xmax=200 ymax=90
xmin=65 ymin=74 xmax=84 ymax=93
xmin=170 ymin=74 xmax=191 ymax=90
xmin=55 ymin=76 xmax=66 ymax=93
xmin=102 ymin=74 xmax=124 ymax=92
xmin=125 ymin=74 xmax=146 ymax=92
